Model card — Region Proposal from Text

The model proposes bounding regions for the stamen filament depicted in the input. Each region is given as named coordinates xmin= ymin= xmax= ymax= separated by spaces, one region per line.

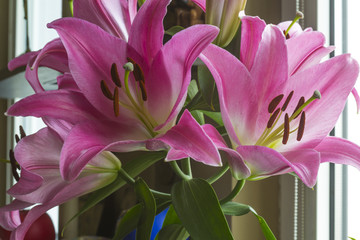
xmin=284 ymin=11 xmax=304 ymax=37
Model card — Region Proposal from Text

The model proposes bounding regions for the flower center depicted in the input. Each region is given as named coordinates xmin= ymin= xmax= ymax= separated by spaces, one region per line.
xmin=100 ymin=60 xmax=157 ymax=137
xmin=255 ymin=90 xmax=321 ymax=148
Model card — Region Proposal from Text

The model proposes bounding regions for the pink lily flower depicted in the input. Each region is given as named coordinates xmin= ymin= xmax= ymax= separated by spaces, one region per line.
xmin=200 ymin=16 xmax=360 ymax=187
xmin=0 ymin=127 xmax=122 ymax=240
xmin=7 ymin=0 xmax=221 ymax=181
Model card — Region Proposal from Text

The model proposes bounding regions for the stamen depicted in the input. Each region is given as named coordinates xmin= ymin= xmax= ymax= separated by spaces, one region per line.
xmin=284 ymin=11 xmax=304 ymax=37
xmin=292 ymin=96 xmax=305 ymax=118
xmin=123 ymin=62 xmax=134 ymax=72
xmin=19 ymin=126 xmax=26 ymax=139
xmin=268 ymin=94 xmax=284 ymax=113
xmin=101 ymin=80 xmax=114 ymax=100
xmin=113 ymin=87 xmax=119 ymax=117
xmin=15 ymin=134 xmax=20 ymax=143
xmin=313 ymin=90 xmax=321 ymax=99
xmin=297 ymin=111 xmax=306 ymax=141
xmin=282 ymin=113 xmax=290 ymax=144
xmin=267 ymin=108 xmax=281 ymax=128
xmin=111 ymin=63 xmax=122 ymax=88
xmin=139 ymin=79 xmax=147 ymax=101
xmin=281 ymin=91 xmax=294 ymax=111
xmin=9 ymin=149 xmax=20 ymax=181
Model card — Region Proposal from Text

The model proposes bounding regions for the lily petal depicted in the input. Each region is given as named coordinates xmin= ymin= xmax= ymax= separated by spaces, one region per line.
xmin=128 ymin=0 xmax=170 ymax=65
xmin=148 ymin=24 xmax=219 ymax=130
xmin=315 ymin=136 xmax=360 ymax=170
xmin=60 ymin=120 xmax=149 ymax=181
xmin=6 ymin=90 xmax=101 ymax=125
xmin=240 ymin=16 xmax=266 ymax=70
xmin=191 ymin=0 xmax=206 ymax=12
xmin=158 ymin=110 xmax=222 ymax=166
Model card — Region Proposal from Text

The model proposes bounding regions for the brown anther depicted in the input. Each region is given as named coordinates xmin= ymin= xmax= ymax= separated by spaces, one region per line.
xmin=297 ymin=111 xmax=306 ymax=141
xmin=139 ymin=79 xmax=147 ymax=101
xmin=15 ymin=134 xmax=20 ymax=143
xmin=111 ymin=63 xmax=122 ymax=88
xmin=101 ymin=80 xmax=114 ymax=100
xmin=282 ymin=113 xmax=290 ymax=144
xmin=19 ymin=125 xmax=26 ymax=139
xmin=292 ymin=96 xmax=305 ymax=119
xmin=113 ymin=87 xmax=120 ymax=117
xmin=283 ymin=30 xmax=290 ymax=39
xmin=267 ymin=108 xmax=281 ymax=128
xmin=268 ymin=94 xmax=284 ymax=113
xmin=281 ymin=91 xmax=294 ymax=111
xmin=9 ymin=149 xmax=20 ymax=181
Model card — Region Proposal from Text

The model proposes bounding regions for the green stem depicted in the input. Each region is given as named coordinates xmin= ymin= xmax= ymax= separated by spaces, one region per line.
xmin=118 ymin=168 xmax=135 ymax=185
xmin=219 ymin=179 xmax=246 ymax=205
xmin=0 ymin=158 xmax=10 ymax=164
xmin=170 ymin=161 xmax=191 ymax=181
xmin=181 ymin=158 xmax=192 ymax=178
xmin=151 ymin=190 xmax=171 ymax=200
xmin=207 ymin=163 xmax=229 ymax=184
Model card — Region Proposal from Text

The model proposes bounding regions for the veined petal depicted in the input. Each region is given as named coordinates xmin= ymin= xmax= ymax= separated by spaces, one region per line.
xmin=74 ymin=0 xmax=131 ymax=40
xmin=315 ymin=136 xmax=360 ymax=170
xmin=240 ymin=16 xmax=266 ymax=70
xmin=286 ymin=31 xmax=327 ymax=75
xmin=57 ymin=73 xmax=79 ymax=91
xmin=60 ymin=120 xmax=149 ymax=181
xmin=128 ymin=0 xmax=170 ymax=65
xmin=148 ymin=24 xmax=219 ymax=130
xmin=191 ymin=0 xmax=206 ymax=12
xmin=6 ymin=90 xmax=102 ymax=125
xmin=8 ymin=51 xmax=37 ymax=71
xmin=0 ymin=201 xmax=28 ymax=231
xmin=236 ymin=146 xmax=320 ymax=187
xmin=279 ymin=54 xmax=359 ymax=151
xmin=351 ymin=88 xmax=360 ymax=113
xmin=158 ymin=110 xmax=222 ymax=166
xmin=48 ymin=18 xmax=128 ymax=120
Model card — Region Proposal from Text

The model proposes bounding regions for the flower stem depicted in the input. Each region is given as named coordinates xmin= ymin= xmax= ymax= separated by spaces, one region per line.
xmin=118 ymin=168 xmax=136 ymax=185
xmin=170 ymin=161 xmax=192 ymax=181
xmin=181 ymin=158 xmax=192 ymax=178
xmin=219 ymin=179 xmax=246 ymax=205
xmin=207 ymin=163 xmax=229 ymax=184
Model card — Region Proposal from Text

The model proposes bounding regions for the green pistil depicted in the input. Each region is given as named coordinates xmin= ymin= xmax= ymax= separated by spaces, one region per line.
xmin=284 ymin=11 xmax=304 ymax=37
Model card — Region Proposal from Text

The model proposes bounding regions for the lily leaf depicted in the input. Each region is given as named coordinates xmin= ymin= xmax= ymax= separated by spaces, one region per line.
xmin=62 ymin=151 xmax=165 ymax=234
xmin=221 ymin=202 xmax=251 ymax=216
xmin=113 ymin=204 xmax=142 ymax=240
xmin=197 ymin=64 xmax=219 ymax=111
xmin=165 ymin=26 xmax=185 ymax=36
xmin=137 ymin=0 xmax=145 ymax=7
xmin=190 ymin=110 xmax=205 ymax=125
xmin=250 ymin=207 xmax=277 ymax=240
xmin=135 ymin=178 xmax=156 ymax=240
xmin=200 ymin=110 xmax=224 ymax=126
xmin=162 ymin=205 xmax=181 ymax=227
xmin=171 ymin=178 xmax=233 ymax=240
xmin=157 ymin=224 xmax=189 ymax=240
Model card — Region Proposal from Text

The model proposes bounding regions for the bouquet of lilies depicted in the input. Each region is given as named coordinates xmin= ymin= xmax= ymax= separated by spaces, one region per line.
xmin=2 ymin=0 xmax=360 ymax=239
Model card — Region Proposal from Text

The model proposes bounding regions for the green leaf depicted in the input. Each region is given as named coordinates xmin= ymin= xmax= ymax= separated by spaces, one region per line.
xmin=221 ymin=202 xmax=250 ymax=216
xmin=137 ymin=0 xmax=145 ymax=7
xmin=135 ymin=178 xmax=156 ymax=240
xmin=200 ymin=110 xmax=223 ymax=126
xmin=197 ymin=64 xmax=219 ymax=111
xmin=62 ymin=151 xmax=165 ymax=235
xmin=165 ymin=26 xmax=184 ymax=36
xmin=162 ymin=205 xmax=181 ymax=227
xmin=190 ymin=110 xmax=205 ymax=125
xmin=157 ymin=224 xmax=189 ymax=240
xmin=171 ymin=178 xmax=233 ymax=240
xmin=250 ymin=207 xmax=277 ymax=240
xmin=113 ymin=204 xmax=142 ymax=240
xmin=186 ymin=80 xmax=199 ymax=103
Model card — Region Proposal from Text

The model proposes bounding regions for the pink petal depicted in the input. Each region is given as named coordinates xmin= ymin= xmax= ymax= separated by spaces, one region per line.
xmin=6 ymin=90 xmax=102 ymax=125
xmin=8 ymin=51 xmax=37 ymax=71
xmin=74 ymin=0 xmax=131 ymax=40
xmin=277 ymin=21 xmax=303 ymax=38
xmin=158 ymin=110 xmax=222 ymax=166
xmin=279 ymin=54 xmax=359 ymax=151
xmin=60 ymin=120 xmax=149 ymax=180
xmin=191 ymin=0 xmax=206 ymax=12
xmin=240 ymin=16 xmax=266 ymax=70
xmin=315 ymin=136 xmax=360 ymax=170
xmin=148 ymin=24 xmax=219 ymax=131
xmin=48 ymin=18 xmax=128 ymax=120
xmin=57 ymin=73 xmax=79 ymax=91
xmin=351 ymin=88 xmax=360 ymax=113
xmin=7 ymin=169 xmax=43 ymax=196
xmin=128 ymin=0 xmax=170 ymax=65
xmin=286 ymin=31 xmax=327 ymax=75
